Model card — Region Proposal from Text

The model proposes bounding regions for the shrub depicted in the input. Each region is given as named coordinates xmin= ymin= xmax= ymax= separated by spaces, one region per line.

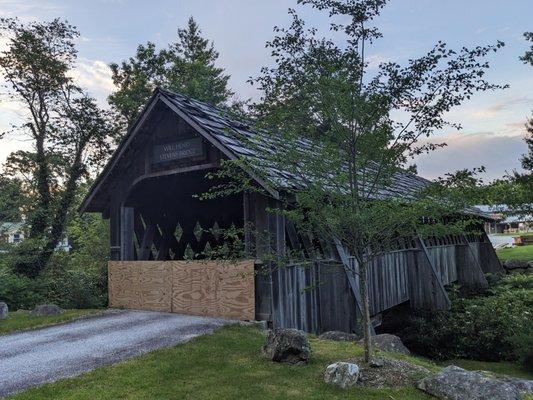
xmin=0 ymin=269 xmax=47 ymax=310
xmin=400 ymin=273 xmax=533 ymax=368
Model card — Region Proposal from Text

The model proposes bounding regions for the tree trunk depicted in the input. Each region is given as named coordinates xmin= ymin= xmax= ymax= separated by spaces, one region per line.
xmin=29 ymin=134 xmax=51 ymax=238
xmin=39 ymin=156 xmax=83 ymax=267
xmin=359 ymin=261 xmax=372 ymax=363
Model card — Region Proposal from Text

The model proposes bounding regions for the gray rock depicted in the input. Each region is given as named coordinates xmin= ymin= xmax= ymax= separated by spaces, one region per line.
xmin=318 ymin=330 xmax=361 ymax=341
xmin=369 ymin=357 xmax=385 ymax=368
xmin=417 ymin=366 xmax=532 ymax=400
xmin=262 ymin=328 xmax=310 ymax=365
xmin=324 ymin=362 xmax=360 ymax=389
xmin=30 ymin=304 xmax=63 ymax=317
xmin=502 ymin=377 xmax=533 ymax=394
xmin=0 ymin=302 xmax=8 ymax=320
xmin=358 ymin=334 xmax=410 ymax=355
xmin=504 ymin=260 xmax=529 ymax=270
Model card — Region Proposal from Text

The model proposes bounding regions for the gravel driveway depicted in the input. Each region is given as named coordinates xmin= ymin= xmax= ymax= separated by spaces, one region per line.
xmin=0 ymin=310 xmax=232 ymax=397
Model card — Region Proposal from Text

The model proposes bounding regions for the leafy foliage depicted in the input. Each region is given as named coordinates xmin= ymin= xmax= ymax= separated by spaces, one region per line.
xmin=400 ymin=274 xmax=533 ymax=369
xmin=0 ymin=18 xmax=115 ymax=276
xmin=215 ymin=0 xmax=505 ymax=362
xmin=0 ymin=190 xmax=109 ymax=309
xmin=109 ymin=17 xmax=233 ymax=129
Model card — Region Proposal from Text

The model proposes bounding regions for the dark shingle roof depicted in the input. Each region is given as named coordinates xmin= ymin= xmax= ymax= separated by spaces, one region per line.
xmin=159 ymin=88 xmax=431 ymax=200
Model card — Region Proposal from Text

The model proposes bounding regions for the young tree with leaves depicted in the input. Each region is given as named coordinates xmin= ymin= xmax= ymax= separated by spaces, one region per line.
xmin=109 ymin=17 xmax=233 ymax=129
xmin=0 ymin=18 xmax=114 ymax=276
xmin=214 ymin=0 xmax=505 ymax=363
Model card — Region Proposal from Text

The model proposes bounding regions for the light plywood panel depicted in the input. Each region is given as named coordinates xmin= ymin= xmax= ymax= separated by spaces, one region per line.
xmin=109 ymin=260 xmax=255 ymax=321
xmin=139 ymin=262 xmax=172 ymax=312
xmin=216 ymin=261 xmax=255 ymax=320
xmin=108 ymin=261 xmax=141 ymax=309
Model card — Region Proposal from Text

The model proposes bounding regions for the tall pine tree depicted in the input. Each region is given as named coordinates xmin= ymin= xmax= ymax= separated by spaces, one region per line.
xmin=109 ymin=17 xmax=233 ymax=130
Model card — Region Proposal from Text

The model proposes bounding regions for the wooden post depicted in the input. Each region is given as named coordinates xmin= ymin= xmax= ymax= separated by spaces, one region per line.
xmin=120 ymin=206 xmax=135 ymax=261
xmin=109 ymin=201 xmax=121 ymax=261
xmin=455 ymin=243 xmax=488 ymax=290
xmin=409 ymin=237 xmax=451 ymax=310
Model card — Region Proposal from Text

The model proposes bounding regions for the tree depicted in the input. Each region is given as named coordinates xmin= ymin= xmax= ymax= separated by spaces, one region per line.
xmin=109 ymin=17 xmax=233 ymax=129
xmin=484 ymin=32 xmax=533 ymax=217
xmin=0 ymin=18 xmax=114 ymax=276
xmin=0 ymin=18 xmax=77 ymax=238
xmin=216 ymin=0 xmax=505 ymax=363
xmin=520 ymin=32 xmax=533 ymax=66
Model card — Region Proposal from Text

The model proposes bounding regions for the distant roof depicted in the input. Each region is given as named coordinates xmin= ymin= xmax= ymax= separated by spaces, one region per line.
xmin=475 ymin=205 xmax=532 ymax=223
xmin=0 ymin=221 xmax=23 ymax=233
xmin=81 ymin=88 xmax=478 ymax=213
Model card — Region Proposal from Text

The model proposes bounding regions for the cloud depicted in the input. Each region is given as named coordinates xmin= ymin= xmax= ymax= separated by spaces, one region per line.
xmin=67 ymin=58 xmax=116 ymax=106
xmin=0 ymin=0 xmax=65 ymax=20
xmin=469 ymin=96 xmax=532 ymax=119
xmin=414 ymin=130 xmax=528 ymax=182
xmin=367 ymin=53 xmax=390 ymax=70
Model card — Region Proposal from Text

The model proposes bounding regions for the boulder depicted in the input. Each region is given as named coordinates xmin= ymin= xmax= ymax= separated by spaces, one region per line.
xmin=504 ymin=260 xmax=529 ymax=270
xmin=262 ymin=328 xmax=310 ymax=365
xmin=0 ymin=302 xmax=8 ymax=320
xmin=30 ymin=304 xmax=63 ymax=317
xmin=318 ymin=330 xmax=361 ymax=342
xmin=324 ymin=362 xmax=360 ymax=389
xmin=417 ymin=365 xmax=532 ymax=400
xmin=358 ymin=334 xmax=410 ymax=355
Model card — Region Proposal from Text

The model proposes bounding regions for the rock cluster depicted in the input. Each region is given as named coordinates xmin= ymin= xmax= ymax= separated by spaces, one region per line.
xmin=503 ymin=260 xmax=532 ymax=273
xmin=358 ymin=333 xmax=411 ymax=355
xmin=30 ymin=304 xmax=63 ymax=317
xmin=262 ymin=328 xmax=310 ymax=365
xmin=324 ymin=362 xmax=360 ymax=388
xmin=417 ymin=365 xmax=533 ymax=400
xmin=0 ymin=302 xmax=8 ymax=320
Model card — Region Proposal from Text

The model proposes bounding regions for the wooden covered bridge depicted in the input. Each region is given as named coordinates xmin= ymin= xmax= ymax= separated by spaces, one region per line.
xmin=81 ymin=88 xmax=504 ymax=333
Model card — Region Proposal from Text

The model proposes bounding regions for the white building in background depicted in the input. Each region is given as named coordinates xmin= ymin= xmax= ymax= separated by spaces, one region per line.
xmin=0 ymin=222 xmax=25 ymax=244
xmin=0 ymin=221 xmax=70 ymax=251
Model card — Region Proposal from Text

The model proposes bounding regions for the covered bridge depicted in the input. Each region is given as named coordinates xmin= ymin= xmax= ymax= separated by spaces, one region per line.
xmin=81 ymin=88 xmax=503 ymax=333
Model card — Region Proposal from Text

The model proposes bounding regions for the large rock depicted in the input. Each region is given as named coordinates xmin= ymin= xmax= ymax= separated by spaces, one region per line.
xmin=504 ymin=260 xmax=529 ymax=270
xmin=30 ymin=304 xmax=63 ymax=317
xmin=0 ymin=302 xmax=8 ymax=320
xmin=262 ymin=328 xmax=310 ymax=365
xmin=319 ymin=331 xmax=361 ymax=342
xmin=324 ymin=362 xmax=360 ymax=389
xmin=358 ymin=334 xmax=410 ymax=355
xmin=417 ymin=365 xmax=532 ymax=400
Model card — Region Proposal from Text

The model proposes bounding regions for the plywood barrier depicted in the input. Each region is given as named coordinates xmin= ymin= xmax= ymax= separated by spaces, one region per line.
xmin=108 ymin=260 xmax=255 ymax=320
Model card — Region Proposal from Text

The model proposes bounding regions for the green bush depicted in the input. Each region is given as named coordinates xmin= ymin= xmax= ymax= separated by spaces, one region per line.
xmin=400 ymin=274 xmax=533 ymax=369
xmin=0 ymin=212 xmax=109 ymax=310
xmin=0 ymin=269 xmax=47 ymax=310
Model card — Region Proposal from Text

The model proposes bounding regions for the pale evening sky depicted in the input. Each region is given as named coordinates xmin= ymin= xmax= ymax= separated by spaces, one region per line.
xmin=0 ymin=0 xmax=531 ymax=182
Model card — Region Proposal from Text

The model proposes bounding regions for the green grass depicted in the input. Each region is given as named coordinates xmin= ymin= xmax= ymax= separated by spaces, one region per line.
xmin=0 ymin=309 xmax=100 ymax=335
xmin=6 ymin=325 xmax=530 ymax=400
xmin=9 ymin=325 xmax=437 ymax=400
xmin=496 ymin=245 xmax=533 ymax=262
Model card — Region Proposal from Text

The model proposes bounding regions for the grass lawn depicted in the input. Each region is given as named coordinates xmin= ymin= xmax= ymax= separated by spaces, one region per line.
xmin=0 ymin=309 xmax=101 ymax=335
xmin=496 ymin=245 xmax=533 ymax=262
xmin=8 ymin=325 xmax=531 ymax=400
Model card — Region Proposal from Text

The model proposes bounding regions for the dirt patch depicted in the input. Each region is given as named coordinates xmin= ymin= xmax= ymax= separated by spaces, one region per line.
xmin=349 ymin=357 xmax=431 ymax=389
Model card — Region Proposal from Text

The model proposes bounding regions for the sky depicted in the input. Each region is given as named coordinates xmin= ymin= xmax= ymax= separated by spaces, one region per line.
xmin=0 ymin=0 xmax=532 ymax=182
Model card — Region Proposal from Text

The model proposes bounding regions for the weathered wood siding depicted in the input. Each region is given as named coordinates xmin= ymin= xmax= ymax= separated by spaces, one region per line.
xmin=367 ymin=251 xmax=411 ymax=315
xmin=270 ymin=262 xmax=358 ymax=334
xmin=426 ymin=246 xmax=457 ymax=285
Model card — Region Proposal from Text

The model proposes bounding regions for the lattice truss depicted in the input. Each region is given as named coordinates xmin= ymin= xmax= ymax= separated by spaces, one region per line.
xmin=132 ymin=210 xmax=243 ymax=261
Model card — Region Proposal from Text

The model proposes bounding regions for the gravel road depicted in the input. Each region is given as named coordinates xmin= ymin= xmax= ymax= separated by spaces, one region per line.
xmin=0 ymin=310 xmax=231 ymax=397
